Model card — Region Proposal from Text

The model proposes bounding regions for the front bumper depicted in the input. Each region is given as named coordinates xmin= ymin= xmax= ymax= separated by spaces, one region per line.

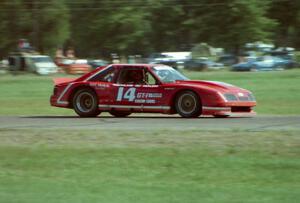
xmin=202 ymin=103 xmax=256 ymax=117
xmin=50 ymin=95 xmax=69 ymax=108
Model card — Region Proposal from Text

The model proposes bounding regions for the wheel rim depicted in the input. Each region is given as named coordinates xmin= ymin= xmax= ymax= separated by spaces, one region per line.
xmin=178 ymin=93 xmax=197 ymax=114
xmin=76 ymin=92 xmax=95 ymax=113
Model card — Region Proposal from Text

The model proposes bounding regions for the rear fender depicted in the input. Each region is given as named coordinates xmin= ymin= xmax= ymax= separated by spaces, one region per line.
xmin=53 ymin=78 xmax=75 ymax=85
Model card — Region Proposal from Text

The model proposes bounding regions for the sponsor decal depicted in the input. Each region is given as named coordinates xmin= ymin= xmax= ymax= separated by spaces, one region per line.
xmin=90 ymin=83 xmax=110 ymax=88
xmin=135 ymin=99 xmax=156 ymax=104
xmin=116 ymin=87 xmax=162 ymax=104
xmin=137 ymin=92 xmax=162 ymax=99
xmin=113 ymin=84 xmax=158 ymax=88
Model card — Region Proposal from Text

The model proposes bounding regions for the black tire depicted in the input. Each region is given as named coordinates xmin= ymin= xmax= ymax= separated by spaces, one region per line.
xmin=109 ymin=110 xmax=131 ymax=117
xmin=72 ymin=88 xmax=101 ymax=117
xmin=250 ymin=66 xmax=256 ymax=72
xmin=274 ymin=64 xmax=285 ymax=70
xmin=175 ymin=90 xmax=202 ymax=118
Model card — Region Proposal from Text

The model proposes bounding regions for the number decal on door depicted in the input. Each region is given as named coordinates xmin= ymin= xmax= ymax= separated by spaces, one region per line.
xmin=116 ymin=87 xmax=136 ymax=101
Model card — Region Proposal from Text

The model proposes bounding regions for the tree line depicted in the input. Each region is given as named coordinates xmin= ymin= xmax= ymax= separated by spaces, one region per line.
xmin=0 ymin=0 xmax=299 ymax=59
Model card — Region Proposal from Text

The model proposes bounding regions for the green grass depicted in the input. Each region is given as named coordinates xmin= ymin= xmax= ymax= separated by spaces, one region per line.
xmin=0 ymin=71 xmax=300 ymax=202
xmin=0 ymin=129 xmax=299 ymax=203
xmin=1 ymin=69 xmax=300 ymax=115
xmin=0 ymin=73 xmax=74 ymax=115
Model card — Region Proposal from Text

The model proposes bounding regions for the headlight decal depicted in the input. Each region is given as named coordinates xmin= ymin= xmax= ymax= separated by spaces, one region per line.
xmin=222 ymin=93 xmax=256 ymax=102
xmin=224 ymin=93 xmax=238 ymax=101
xmin=247 ymin=93 xmax=256 ymax=101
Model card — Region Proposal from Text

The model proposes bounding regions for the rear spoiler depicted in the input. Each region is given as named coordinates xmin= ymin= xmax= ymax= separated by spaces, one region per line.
xmin=53 ymin=78 xmax=75 ymax=85
xmin=52 ymin=66 xmax=107 ymax=85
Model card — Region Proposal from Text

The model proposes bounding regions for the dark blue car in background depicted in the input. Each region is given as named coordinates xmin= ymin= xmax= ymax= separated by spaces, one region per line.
xmin=232 ymin=56 xmax=297 ymax=71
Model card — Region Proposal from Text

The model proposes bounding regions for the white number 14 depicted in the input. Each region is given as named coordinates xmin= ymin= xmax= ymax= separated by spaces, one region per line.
xmin=116 ymin=87 xmax=136 ymax=101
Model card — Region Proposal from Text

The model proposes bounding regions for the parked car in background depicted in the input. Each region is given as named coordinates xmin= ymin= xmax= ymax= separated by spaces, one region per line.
xmin=148 ymin=53 xmax=176 ymax=68
xmin=268 ymin=50 xmax=298 ymax=68
xmin=56 ymin=58 xmax=92 ymax=74
xmin=231 ymin=56 xmax=288 ymax=71
xmin=184 ymin=57 xmax=224 ymax=71
xmin=8 ymin=52 xmax=57 ymax=75
xmin=148 ymin=52 xmax=191 ymax=69
xmin=0 ymin=59 xmax=8 ymax=74
xmin=88 ymin=59 xmax=109 ymax=69
xmin=217 ymin=54 xmax=238 ymax=66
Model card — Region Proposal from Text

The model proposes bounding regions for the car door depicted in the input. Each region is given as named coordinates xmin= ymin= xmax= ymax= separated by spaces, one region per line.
xmin=112 ymin=67 xmax=167 ymax=111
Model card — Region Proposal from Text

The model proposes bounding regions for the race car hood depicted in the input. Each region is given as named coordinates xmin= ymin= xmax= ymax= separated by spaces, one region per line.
xmin=53 ymin=78 xmax=75 ymax=85
xmin=175 ymin=80 xmax=246 ymax=92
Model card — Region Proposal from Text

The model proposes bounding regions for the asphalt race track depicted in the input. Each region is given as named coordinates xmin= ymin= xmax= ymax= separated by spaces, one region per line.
xmin=0 ymin=115 xmax=300 ymax=131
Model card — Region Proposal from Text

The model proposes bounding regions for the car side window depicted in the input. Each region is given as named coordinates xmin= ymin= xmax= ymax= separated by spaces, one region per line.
xmin=145 ymin=70 xmax=158 ymax=85
xmin=117 ymin=69 xmax=145 ymax=84
xmin=90 ymin=67 xmax=116 ymax=82
xmin=117 ymin=68 xmax=158 ymax=85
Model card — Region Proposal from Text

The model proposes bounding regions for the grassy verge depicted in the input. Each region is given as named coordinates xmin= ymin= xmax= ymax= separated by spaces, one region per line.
xmin=1 ymin=69 xmax=300 ymax=115
xmin=0 ymin=129 xmax=299 ymax=203
xmin=1 ymin=70 xmax=300 ymax=202
xmin=0 ymin=73 xmax=74 ymax=115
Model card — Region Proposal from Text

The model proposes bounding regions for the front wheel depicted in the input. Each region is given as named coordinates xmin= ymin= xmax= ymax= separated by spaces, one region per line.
xmin=72 ymin=88 xmax=101 ymax=117
xmin=175 ymin=90 xmax=202 ymax=118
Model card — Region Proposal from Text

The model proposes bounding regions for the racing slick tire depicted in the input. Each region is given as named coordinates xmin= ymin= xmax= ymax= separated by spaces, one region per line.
xmin=109 ymin=110 xmax=131 ymax=117
xmin=175 ymin=90 xmax=202 ymax=118
xmin=72 ymin=88 xmax=101 ymax=117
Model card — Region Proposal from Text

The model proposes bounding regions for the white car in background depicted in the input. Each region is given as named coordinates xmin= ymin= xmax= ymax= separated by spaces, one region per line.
xmin=29 ymin=55 xmax=58 ymax=75
xmin=148 ymin=52 xmax=191 ymax=69
xmin=8 ymin=53 xmax=57 ymax=75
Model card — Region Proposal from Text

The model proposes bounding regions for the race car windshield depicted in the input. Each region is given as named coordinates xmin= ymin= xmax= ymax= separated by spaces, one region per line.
xmin=152 ymin=66 xmax=189 ymax=83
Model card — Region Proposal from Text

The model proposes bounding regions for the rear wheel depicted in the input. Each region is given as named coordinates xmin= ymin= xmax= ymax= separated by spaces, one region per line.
xmin=175 ymin=90 xmax=202 ymax=118
xmin=109 ymin=110 xmax=131 ymax=117
xmin=72 ymin=88 xmax=100 ymax=117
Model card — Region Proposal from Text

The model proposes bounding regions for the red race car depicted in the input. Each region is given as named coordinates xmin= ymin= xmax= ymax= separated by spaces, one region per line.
xmin=50 ymin=64 xmax=256 ymax=118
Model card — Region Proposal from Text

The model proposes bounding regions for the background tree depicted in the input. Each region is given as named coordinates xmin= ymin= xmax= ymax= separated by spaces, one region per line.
xmin=268 ymin=0 xmax=300 ymax=48
xmin=186 ymin=0 xmax=276 ymax=54
xmin=0 ymin=0 xmax=69 ymax=57
xmin=146 ymin=0 xmax=188 ymax=52
xmin=1 ymin=0 xmax=299 ymax=59
xmin=22 ymin=0 xmax=70 ymax=54
xmin=68 ymin=0 xmax=151 ymax=58
xmin=0 ymin=0 xmax=30 ymax=58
